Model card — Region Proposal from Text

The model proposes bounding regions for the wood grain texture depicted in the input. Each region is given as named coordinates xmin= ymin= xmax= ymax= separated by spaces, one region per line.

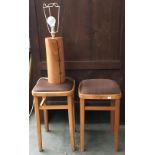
xmin=80 ymin=98 xmax=85 ymax=152
xmin=110 ymin=100 xmax=115 ymax=131
xmin=34 ymin=97 xmax=42 ymax=151
xmin=43 ymin=108 xmax=49 ymax=132
xmin=68 ymin=95 xmax=76 ymax=151
xmin=45 ymin=37 xmax=65 ymax=83
xmin=114 ymin=100 xmax=120 ymax=152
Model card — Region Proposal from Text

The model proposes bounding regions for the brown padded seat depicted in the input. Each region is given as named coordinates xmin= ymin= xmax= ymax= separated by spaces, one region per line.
xmin=79 ymin=79 xmax=121 ymax=95
xmin=32 ymin=77 xmax=73 ymax=93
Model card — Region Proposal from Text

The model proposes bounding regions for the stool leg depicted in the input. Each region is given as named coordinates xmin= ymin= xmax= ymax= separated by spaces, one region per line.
xmin=34 ymin=97 xmax=42 ymax=151
xmin=114 ymin=99 xmax=120 ymax=152
xmin=43 ymin=107 xmax=49 ymax=132
xmin=68 ymin=95 xmax=75 ymax=151
xmin=72 ymin=95 xmax=75 ymax=132
xmin=110 ymin=100 xmax=115 ymax=131
xmin=80 ymin=98 xmax=85 ymax=152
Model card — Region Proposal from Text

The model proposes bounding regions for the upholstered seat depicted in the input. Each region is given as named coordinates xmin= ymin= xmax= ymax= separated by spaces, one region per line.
xmin=79 ymin=79 xmax=121 ymax=95
xmin=32 ymin=77 xmax=73 ymax=93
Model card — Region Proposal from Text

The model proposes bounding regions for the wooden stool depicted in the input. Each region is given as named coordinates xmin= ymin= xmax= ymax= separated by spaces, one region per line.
xmin=78 ymin=79 xmax=122 ymax=152
xmin=32 ymin=77 xmax=75 ymax=151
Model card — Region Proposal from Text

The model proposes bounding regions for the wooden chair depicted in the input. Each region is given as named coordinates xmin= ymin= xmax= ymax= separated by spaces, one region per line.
xmin=78 ymin=79 xmax=122 ymax=152
xmin=32 ymin=77 xmax=75 ymax=151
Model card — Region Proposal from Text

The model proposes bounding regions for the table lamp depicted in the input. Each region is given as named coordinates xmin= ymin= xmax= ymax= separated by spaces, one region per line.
xmin=43 ymin=2 xmax=65 ymax=84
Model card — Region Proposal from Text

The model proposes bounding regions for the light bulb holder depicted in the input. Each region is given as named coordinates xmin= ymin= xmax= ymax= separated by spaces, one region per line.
xmin=43 ymin=3 xmax=60 ymax=38
xmin=51 ymin=26 xmax=55 ymax=38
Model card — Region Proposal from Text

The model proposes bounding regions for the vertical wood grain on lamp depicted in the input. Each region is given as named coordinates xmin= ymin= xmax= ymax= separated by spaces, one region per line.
xmin=45 ymin=37 xmax=65 ymax=84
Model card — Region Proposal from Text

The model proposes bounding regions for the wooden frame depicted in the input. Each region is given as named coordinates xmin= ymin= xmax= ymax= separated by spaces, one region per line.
xmin=32 ymin=78 xmax=76 ymax=151
xmin=78 ymin=82 xmax=121 ymax=152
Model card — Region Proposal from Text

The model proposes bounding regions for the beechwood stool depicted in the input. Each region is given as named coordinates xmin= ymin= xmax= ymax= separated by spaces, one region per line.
xmin=32 ymin=77 xmax=75 ymax=151
xmin=78 ymin=79 xmax=122 ymax=152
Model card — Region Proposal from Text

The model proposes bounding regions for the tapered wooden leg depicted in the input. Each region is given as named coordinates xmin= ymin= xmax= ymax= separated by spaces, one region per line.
xmin=114 ymin=99 xmax=120 ymax=152
xmin=80 ymin=98 xmax=85 ymax=152
xmin=110 ymin=100 xmax=115 ymax=131
xmin=68 ymin=95 xmax=75 ymax=151
xmin=34 ymin=97 xmax=42 ymax=151
xmin=43 ymin=106 xmax=49 ymax=132
xmin=72 ymin=95 xmax=75 ymax=132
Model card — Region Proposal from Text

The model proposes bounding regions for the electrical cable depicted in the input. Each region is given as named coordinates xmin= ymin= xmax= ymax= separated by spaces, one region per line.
xmin=29 ymin=77 xmax=48 ymax=117
xmin=29 ymin=99 xmax=34 ymax=117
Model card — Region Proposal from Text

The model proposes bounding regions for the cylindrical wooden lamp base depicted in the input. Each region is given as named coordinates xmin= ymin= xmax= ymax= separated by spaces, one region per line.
xmin=45 ymin=37 xmax=65 ymax=84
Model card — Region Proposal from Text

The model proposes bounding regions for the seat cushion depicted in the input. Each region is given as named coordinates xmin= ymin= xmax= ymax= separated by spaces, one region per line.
xmin=32 ymin=77 xmax=73 ymax=92
xmin=79 ymin=79 xmax=121 ymax=95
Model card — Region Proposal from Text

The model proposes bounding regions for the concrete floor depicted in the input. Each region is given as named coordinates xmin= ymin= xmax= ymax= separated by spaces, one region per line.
xmin=29 ymin=111 xmax=125 ymax=155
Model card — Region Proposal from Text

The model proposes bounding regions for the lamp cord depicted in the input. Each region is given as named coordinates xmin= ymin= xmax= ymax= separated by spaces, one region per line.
xmin=29 ymin=77 xmax=48 ymax=117
xmin=29 ymin=100 xmax=34 ymax=117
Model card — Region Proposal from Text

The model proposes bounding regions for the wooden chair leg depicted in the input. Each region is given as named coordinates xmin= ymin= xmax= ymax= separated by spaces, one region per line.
xmin=43 ymin=107 xmax=49 ymax=132
xmin=68 ymin=95 xmax=75 ymax=151
xmin=114 ymin=99 xmax=120 ymax=152
xmin=34 ymin=97 xmax=42 ymax=152
xmin=80 ymin=98 xmax=85 ymax=152
xmin=110 ymin=100 xmax=115 ymax=131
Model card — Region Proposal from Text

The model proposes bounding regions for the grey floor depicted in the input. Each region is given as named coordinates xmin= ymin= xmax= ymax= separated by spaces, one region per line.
xmin=29 ymin=111 xmax=125 ymax=155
